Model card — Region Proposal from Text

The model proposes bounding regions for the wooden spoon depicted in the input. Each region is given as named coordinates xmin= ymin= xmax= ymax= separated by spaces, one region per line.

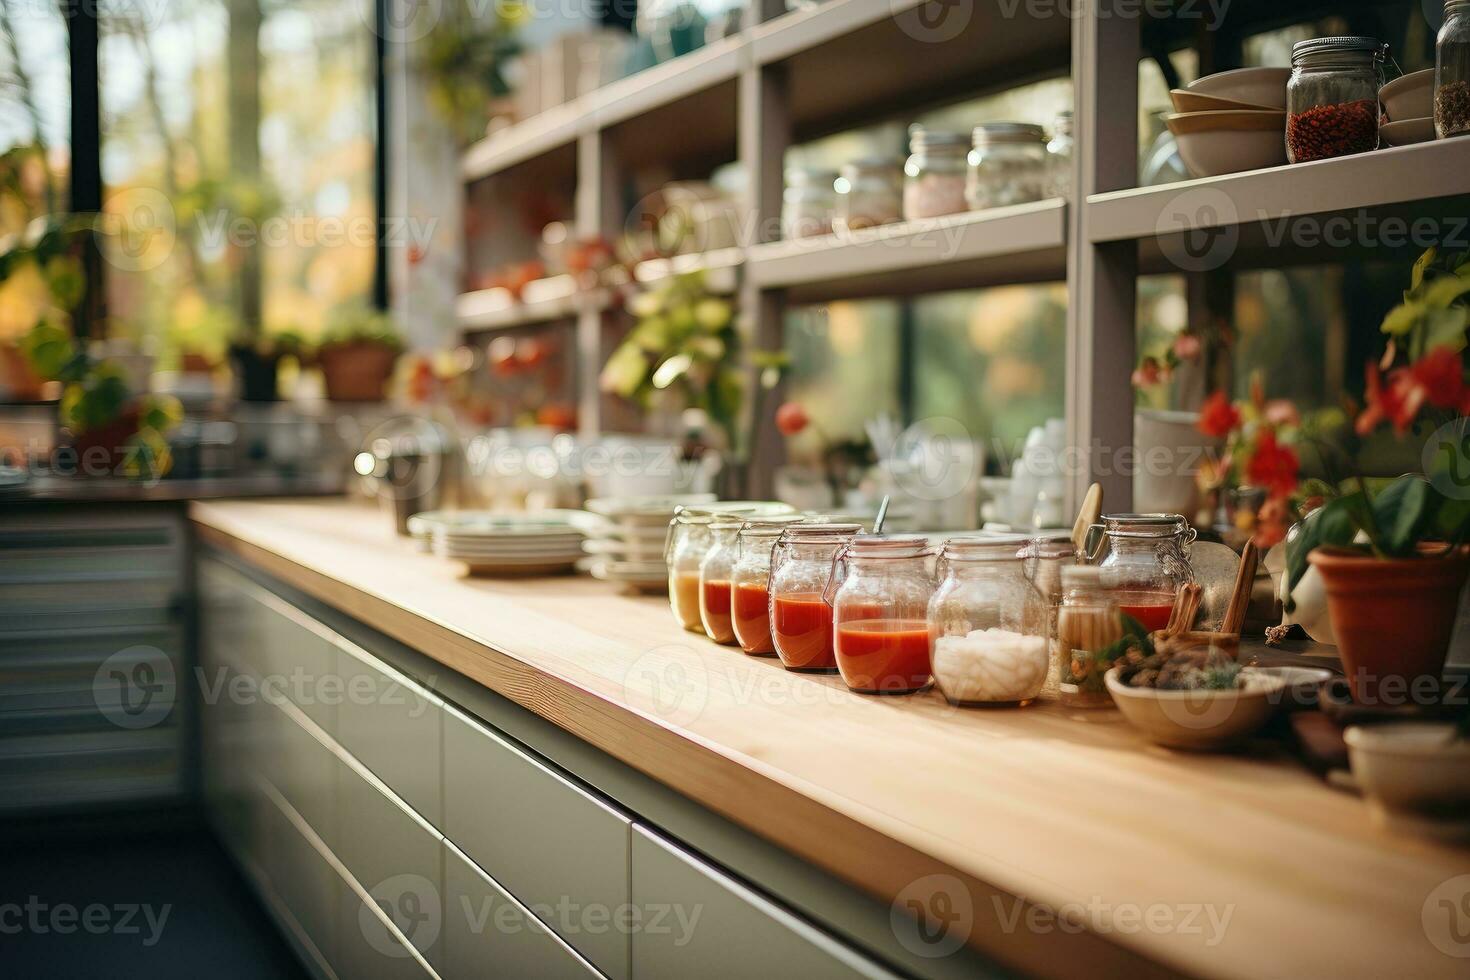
xmin=1071 ymin=482 xmax=1103 ymax=554
xmin=1221 ymin=540 xmax=1260 ymax=636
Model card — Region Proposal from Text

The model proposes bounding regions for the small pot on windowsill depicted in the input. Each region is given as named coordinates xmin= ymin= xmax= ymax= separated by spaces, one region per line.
xmin=228 ymin=344 xmax=281 ymax=403
xmin=1309 ymin=544 xmax=1470 ymax=705
xmin=318 ymin=340 xmax=400 ymax=403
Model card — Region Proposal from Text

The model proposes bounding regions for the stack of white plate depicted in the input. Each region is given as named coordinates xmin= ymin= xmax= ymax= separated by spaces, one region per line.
xmin=409 ymin=510 xmax=589 ymax=576
xmin=580 ymin=494 xmax=717 ymax=592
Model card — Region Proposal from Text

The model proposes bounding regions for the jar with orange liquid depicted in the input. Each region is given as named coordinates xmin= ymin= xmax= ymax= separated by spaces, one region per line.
xmin=698 ymin=518 xmax=746 ymax=645
xmin=768 ymin=523 xmax=864 ymax=672
xmin=824 ymin=535 xmax=936 ymax=694
xmin=667 ymin=506 xmax=717 ymax=632
xmin=729 ymin=517 xmax=806 ymax=656
xmin=1082 ymin=513 xmax=1195 ymax=633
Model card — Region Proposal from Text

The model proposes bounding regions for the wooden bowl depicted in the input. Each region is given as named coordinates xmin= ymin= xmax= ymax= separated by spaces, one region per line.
xmin=1380 ymin=69 xmax=1434 ymax=122
xmin=1165 ymin=111 xmax=1286 ymax=178
xmin=1380 ymin=116 xmax=1435 ymax=146
xmin=1186 ymin=67 xmax=1290 ymax=110
xmin=1105 ymin=666 xmax=1290 ymax=751
xmin=1169 ymin=88 xmax=1276 ymax=113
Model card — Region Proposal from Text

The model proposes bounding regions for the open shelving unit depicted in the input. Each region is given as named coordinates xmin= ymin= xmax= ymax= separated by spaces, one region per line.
xmin=458 ymin=0 xmax=1470 ymax=506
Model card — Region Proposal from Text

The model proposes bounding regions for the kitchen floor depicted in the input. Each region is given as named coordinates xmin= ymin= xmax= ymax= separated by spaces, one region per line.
xmin=0 ymin=813 xmax=308 ymax=980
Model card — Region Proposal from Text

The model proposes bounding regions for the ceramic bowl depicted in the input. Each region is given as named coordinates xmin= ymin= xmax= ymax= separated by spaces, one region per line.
xmin=1380 ymin=69 xmax=1434 ymax=122
xmin=1186 ymin=67 xmax=1290 ymax=110
xmin=1169 ymin=88 xmax=1276 ymax=113
xmin=1380 ymin=116 xmax=1436 ymax=146
xmin=1165 ymin=111 xmax=1287 ymax=178
xmin=1345 ymin=723 xmax=1470 ymax=840
xmin=1105 ymin=666 xmax=1290 ymax=751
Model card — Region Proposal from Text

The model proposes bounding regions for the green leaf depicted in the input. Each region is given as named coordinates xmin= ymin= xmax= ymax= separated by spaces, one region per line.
xmin=1372 ymin=475 xmax=1438 ymax=556
xmin=1382 ymin=300 xmax=1425 ymax=335
xmin=1412 ymin=247 xmax=1438 ymax=289
xmin=1423 ymin=270 xmax=1470 ymax=310
xmin=1423 ymin=306 xmax=1469 ymax=352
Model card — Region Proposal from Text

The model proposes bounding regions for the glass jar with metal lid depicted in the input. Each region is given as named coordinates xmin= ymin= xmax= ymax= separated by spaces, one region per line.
xmin=1057 ymin=565 xmax=1123 ymax=708
xmin=1031 ymin=532 xmax=1080 ymax=697
xmin=781 ymin=167 xmax=838 ymax=240
xmin=928 ymin=536 xmax=1049 ymax=707
xmin=729 ymin=516 xmax=808 ymax=656
xmin=1437 ymin=1 xmax=1470 ymax=138
xmin=903 ymin=128 xmax=970 ymax=221
xmin=768 ymin=522 xmax=864 ymax=672
xmin=1082 ymin=513 xmax=1195 ymax=634
xmin=834 ymin=157 xmax=903 ymax=233
xmin=1287 ymin=36 xmax=1387 ymax=162
xmin=824 ymin=534 xmax=937 ymax=694
xmin=666 ymin=502 xmax=794 ymax=632
xmin=965 ymin=122 xmax=1051 ymax=211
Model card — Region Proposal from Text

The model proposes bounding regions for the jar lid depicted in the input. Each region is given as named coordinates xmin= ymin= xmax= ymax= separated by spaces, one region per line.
xmin=1291 ymin=36 xmax=1386 ymax=63
xmin=737 ymin=515 xmax=807 ymax=535
xmin=1100 ymin=512 xmax=1189 ymax=537
xmin=674 ymin=501 xmax=795 ymax=523
xmin=1031 ymin=532 xmax=1079 ymax=560
xmin=971 ymin=122 xmax=1048 ymax=146
xmin=909 ymin=127 xmax=969 ymax=152
xmin=941 ymin=534 xmax=1029 ymax=560
xmin=847 ymin=533 xmax=932 ymax=558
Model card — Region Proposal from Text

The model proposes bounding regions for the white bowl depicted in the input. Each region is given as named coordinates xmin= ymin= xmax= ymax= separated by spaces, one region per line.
xmin=1171 ymin=126 xmax=1287 ymax=178
xmin=1345 ymin=723 xmax=1470 ymax=839
xmin=1380 ymin=116 xmax=1435 ymax=146
xmin=1105 ymin=666 xmax=1290 ymax=751
xmin=1186 ymin=67 xmax=1290 ymax=110
xmin=1380 ymin=69 xmax=1434 ymax=122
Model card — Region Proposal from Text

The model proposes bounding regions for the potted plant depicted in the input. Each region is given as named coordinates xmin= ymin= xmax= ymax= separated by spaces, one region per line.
xmin=228 ymin=325 xmax=306 ymax=403
xmin=21 ymin=322 xmax=182 ymax=479
xmin=316 ymin=306 xmax=404 ymax=403
xmin=1285 ymin=246 xmax=1470 ymax=704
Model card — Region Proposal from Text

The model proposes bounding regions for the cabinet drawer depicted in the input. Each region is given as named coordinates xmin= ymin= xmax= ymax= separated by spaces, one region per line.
xmin=257 ymin=778 xmax=337 ymax=973
xmin=336 ymin=872 xmax=438 ymax=980
xmin=334 ymin=641 xmax=442 ymax=827
xmin=442 ymin=840 xmax=602 ymax=980
xmin=333 ymin=750 xmax=444 ymax=970
xmin=443 ymin=704 xmax=630 ymax=980
xmin=255 ymin=594 xmax=339 ymax=733
xmin=264 ymin=702 xmax=336 ymax=843
xmin=630 ymin=826 xmax=894 ymax=980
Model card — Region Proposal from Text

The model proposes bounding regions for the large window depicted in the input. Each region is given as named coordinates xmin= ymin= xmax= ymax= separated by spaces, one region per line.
xmin=100 ymin=0 xmax=378 ymax=364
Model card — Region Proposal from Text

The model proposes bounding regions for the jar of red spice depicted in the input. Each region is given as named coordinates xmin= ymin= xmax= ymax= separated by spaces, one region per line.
xmin=768 ymin=523 xmax=863 ymax=672
xmin=1286 ymin=37 xmax=1387 ymax=163
xmin=729 ymin=516 xmax=806 ymax=656
xmin=823 ymin=534 xmax=936 ymax=694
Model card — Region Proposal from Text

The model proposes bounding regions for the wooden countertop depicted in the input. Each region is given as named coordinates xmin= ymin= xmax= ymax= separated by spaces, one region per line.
xmin=192 ymin=498 xmax=1470 ymax=980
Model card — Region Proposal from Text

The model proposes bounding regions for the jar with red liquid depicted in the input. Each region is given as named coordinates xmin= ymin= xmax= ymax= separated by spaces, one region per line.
xmin=768 ymin=523 xmax=863 ymax=672
xmin=824 ymin=535 xmax=936 ymax=694
xmin=698 ymin=518 xmax=744 ymax=644
xmin=1083 ymin=513 xmax=1195 ymax=633
xmin=729 ymin=517 xmax=806 ymax=656
xmin=668 ymin=502 xmax=794 ymax=633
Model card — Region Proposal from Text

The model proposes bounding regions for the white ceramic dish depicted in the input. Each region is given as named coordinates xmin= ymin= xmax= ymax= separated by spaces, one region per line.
xmin=585 ymin=493 xmax=716 ymax=518
xmin=1186 ymin=66 xmax=1290 ymax=110
xmin=1380 ymin=116 xmax=1435 ymax=146
xmin=1105 ymin=666 xmax=1290 ymax=751
xmin=1345 ymin=723 xmax=1470 ymax=840
xmin=1169 ymin=88 xmax=1276 ymax=113
xmin=1380 ymin=69 xmax=1434 ymax=122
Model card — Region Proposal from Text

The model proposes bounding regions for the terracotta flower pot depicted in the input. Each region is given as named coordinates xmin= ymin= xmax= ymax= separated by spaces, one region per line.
xmin=318 ymin=341 xmax=400 ymax=402
xmin=1309 ymin=545 xmax=1470 ymax=705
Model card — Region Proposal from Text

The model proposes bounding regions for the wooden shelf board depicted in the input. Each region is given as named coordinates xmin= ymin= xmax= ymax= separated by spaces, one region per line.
xmin=633 ymin=247 xmax=744 ymax=293
xmin=1086 ymin=140 xmax=1470 ymax=244
xmin=461 ymin=101 xmax=586 ymax=183
xmin=455 ymin=275 xmax=590 ymax=331
xmin=746 ymin=199 xmax=1068 ymax=298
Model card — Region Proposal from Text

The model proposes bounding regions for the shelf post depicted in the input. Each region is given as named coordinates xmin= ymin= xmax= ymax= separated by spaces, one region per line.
xmin=575 ymin=129 xmax=622 ymax=440
xmin=1067 ymin=2 xmax=1140 ymax=514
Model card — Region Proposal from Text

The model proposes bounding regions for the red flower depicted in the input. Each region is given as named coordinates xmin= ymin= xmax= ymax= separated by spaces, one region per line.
xmin=1245 ymin=429 xmax=1300 ymax=500
xmin=1132 ymin=356 xmax=1162 ymax=388
xmin=1410 ymin=346 xmax=1467 ymax=411
xmin=1172 ymin=333 xmax=1203 ymax=361
xmin=1356 ymin=361 xmax=1421 ymax=435
xmin=1197 ymin=390 xmax=1242 ymax=439
xmin=1253 ymin=497 xmax=1291 ymax=549
xmin=775 ymin=402 xmax=810 ymax=437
